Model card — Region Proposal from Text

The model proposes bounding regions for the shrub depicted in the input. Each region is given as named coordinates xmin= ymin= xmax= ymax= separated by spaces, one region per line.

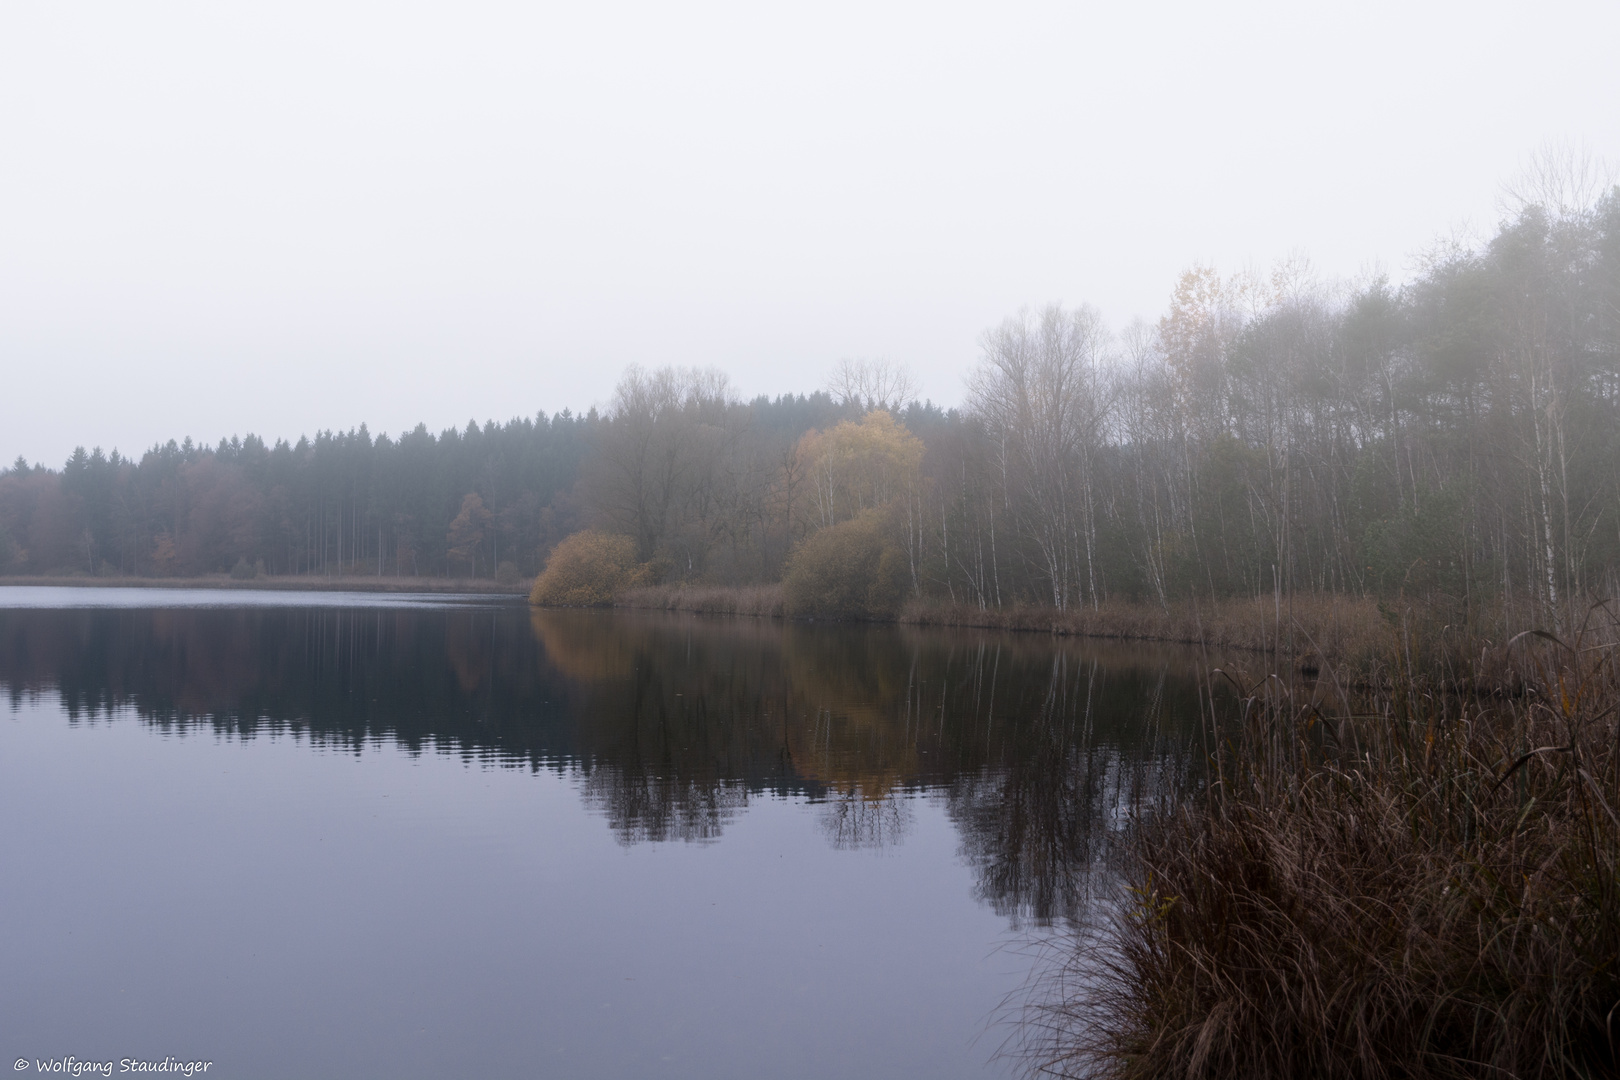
xmin=229 ymin=558 xmax=257 ymax=580
xmin=782 ymin=510 xmax=909 ymax=619
xmin=529 ymin=530 xmax=649 ymax=607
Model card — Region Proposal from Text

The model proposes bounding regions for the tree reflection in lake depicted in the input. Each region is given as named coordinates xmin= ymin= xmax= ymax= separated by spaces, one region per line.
xmin=0 ymin=600 xmax=1203 ymax=928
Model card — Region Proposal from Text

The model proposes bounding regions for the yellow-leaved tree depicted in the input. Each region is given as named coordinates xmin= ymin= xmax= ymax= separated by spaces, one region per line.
xmin=794 ymin=410 xmax=923 ymax=530
xmin=782 ymin=411 xmax=923 ymax=618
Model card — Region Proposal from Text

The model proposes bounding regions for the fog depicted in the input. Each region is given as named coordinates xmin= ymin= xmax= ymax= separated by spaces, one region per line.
xmin=2 ymin=0 xmax=1617 ymax=468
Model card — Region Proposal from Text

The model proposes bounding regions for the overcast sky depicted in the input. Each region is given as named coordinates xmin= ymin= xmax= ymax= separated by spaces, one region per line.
xmin=2 ymin=0 xmax=1617 ymax=468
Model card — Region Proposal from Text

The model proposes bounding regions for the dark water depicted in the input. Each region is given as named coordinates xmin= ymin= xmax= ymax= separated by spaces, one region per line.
xmin=0 ymin=588 xmax=1203 ymax=1079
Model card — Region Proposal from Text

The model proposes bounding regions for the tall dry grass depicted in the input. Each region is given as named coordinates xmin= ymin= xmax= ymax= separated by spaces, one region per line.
xmin=616 ymin=583 xmax=785 ymax=618
xmin=905 ymin=595 xmax=1392 ymax=677
xmin=1020 ymin=604 xmax=1620 ymax=1079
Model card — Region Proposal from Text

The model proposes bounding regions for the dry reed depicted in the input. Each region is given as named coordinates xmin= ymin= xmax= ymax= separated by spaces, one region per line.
xmin=616 ymin=583 xmax=786 ymax=618
xmin=904 ymin=595 xmax=1391 ymax=675
xmin=1020 ymin=604 xmax=1620 ymax=1079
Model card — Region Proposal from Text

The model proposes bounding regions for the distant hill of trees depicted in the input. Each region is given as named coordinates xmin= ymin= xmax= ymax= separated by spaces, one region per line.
xmin=4 ymin=183 xmax=1618 ymax=625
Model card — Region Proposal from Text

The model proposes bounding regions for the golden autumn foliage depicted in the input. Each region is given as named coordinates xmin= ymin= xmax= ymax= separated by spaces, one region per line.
xmin=528 ymin=530 xmax=650 ymax=607
xmin=794 ymin=410 xmax=923 ymax=530
xmin=782 ymin=509 xmax=908 ymax=619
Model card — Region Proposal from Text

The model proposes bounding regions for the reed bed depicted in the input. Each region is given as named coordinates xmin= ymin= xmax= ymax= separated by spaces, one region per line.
xmin=616 ymin=587 xmax=1401 ymax=673
xmin=1020 ymin=605 xmax=1620 ymax=1079
xmin=616 ymin=583 xmax=786 ymax=617
xmin=904 ymin=595 xmax=1390 ymax=674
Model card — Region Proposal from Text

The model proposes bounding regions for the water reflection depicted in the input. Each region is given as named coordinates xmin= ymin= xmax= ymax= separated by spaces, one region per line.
xmin=0 ymin=601 xmax=1203 ymax=927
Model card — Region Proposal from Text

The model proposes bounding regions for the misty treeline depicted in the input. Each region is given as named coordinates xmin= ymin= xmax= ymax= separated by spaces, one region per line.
xmin=4 ymin=185 xmax=1619 ymax=618
xmin=0 ymin=414 xmax=594 ymax=581
xmin=0 ymin=394 xmax=867 ymax=583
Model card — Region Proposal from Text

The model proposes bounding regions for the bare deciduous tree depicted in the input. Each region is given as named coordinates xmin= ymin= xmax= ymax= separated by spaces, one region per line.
xmin=827 ymin=358 xmax=920 ymax=414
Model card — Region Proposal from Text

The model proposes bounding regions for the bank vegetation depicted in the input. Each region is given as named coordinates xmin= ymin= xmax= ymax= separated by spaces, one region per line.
xmin=1015 ymin=606 xmax=1620 ymax=1079
xmin=525 ymin=179 xmax=1619 ymax=660
xmin=6 ymin=174 xmax=1618 ymax=655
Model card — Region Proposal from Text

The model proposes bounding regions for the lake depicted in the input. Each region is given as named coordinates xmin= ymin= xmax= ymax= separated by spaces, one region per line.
xmin=0 ymin=588 xmax=1203 ymax=1079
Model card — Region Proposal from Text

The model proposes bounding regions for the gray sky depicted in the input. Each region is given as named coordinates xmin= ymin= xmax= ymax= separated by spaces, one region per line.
xmin=2 ymin=0 xmax=1617 ymax=468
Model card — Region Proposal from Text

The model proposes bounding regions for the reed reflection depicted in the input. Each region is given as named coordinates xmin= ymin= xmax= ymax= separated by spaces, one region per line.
xmin=0 ymin=603 xmax=1201 ymax=926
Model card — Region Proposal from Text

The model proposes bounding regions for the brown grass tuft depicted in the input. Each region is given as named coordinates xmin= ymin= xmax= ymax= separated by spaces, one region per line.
xmin=1021 ymin=604 xmax=1620 ymax=1079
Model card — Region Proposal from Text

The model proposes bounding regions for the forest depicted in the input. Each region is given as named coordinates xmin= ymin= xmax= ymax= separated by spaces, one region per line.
xmin=3 ymin=186 xmax=1617 ymax=629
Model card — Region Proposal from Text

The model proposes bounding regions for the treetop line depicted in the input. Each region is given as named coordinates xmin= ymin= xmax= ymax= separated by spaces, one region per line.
xmin=2 ymin=190 xmax=1617 ymax=622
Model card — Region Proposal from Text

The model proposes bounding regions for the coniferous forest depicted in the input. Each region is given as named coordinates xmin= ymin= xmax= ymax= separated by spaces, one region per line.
xmin=3 ymin=190 xmax=1618 ymax=627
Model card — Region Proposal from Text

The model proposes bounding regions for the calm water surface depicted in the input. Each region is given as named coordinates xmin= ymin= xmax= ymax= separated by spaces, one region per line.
xmin=0 ymin=588 xmax=1202 ymax=1079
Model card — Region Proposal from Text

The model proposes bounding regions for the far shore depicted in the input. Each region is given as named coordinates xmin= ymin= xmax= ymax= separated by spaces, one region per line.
xmin=0 ymin=574 xmax=532 ymax=595
xmin=2 ymin=575 xmax=1476 ymax=680
xmin=612 ymin=582 xmax=1408 ymax=677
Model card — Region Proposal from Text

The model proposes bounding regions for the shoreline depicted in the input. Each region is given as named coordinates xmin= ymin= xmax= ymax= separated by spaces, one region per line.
xmin=0 ymin=574 xmax=531 ymax=596
xmin=612 ymin=583 xmax=1394 ymax=673
xmin=6 ymin=575 xmax=1464 ymax=677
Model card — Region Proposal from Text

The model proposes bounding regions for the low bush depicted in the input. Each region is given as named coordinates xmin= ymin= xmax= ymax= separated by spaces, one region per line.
xmin=529 ymin=530 xmax=649 ymax=607
xmin=782 ymin=510 xmax=909 ymax=620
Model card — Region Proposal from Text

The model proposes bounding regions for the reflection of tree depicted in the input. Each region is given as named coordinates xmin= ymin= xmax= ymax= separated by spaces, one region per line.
xmin=446 ymin=608 xmax=496 ymax=694
xmin=775 ymin=628 xmax=925 ymax=800
xmin=942 ymin=652 xmax=1196 ymax=928
xmin=818 ymin=788 xmax=913 ymax=851
xmin=538 ymin=613 xmax=1203 ymax=919
xmin=581 ymin=770 xmax=748 ymax=845
xmin=0 ymin=605 xmax=574 ymax=763
xmin=0 ymin=605 xmax=1205 ymax=927
xmin=526 ymin=608 xmax=638 ymax=682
